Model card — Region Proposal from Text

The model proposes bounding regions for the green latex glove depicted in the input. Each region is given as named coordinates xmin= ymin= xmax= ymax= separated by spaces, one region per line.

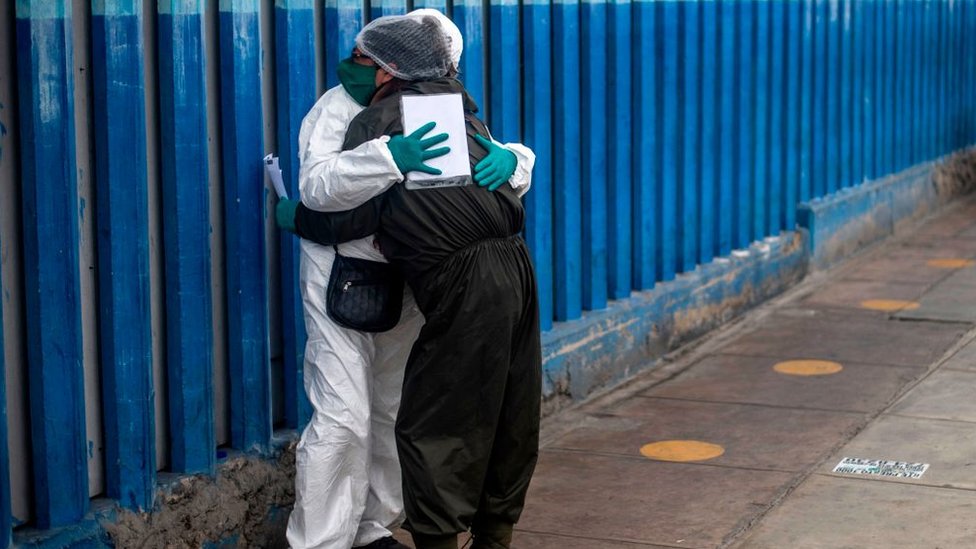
xmin=473 ymin=134 xmax=518 ymax=191
xmin=276 ymin=199 xmax=299 ymax=233
xmin=387 ymin=121 xmax=450 ymax=175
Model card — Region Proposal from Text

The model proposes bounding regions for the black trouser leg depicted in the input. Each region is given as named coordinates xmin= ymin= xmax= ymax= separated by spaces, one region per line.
xmin=397 ymin=239 xmax=541 ymax=539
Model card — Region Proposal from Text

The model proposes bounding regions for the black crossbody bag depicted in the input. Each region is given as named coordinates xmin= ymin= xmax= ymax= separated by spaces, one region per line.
xmin=326 ymin=246 xmax=404 ymax=333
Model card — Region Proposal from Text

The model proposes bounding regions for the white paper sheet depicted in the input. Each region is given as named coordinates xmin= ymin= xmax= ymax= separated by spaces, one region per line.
xmin=263 ymin=154 xmax=288 ymax=199
xmin=400 ymin=93 xmax=471 ymax=190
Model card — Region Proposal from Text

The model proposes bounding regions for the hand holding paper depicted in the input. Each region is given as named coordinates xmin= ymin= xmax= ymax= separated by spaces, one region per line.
xmin=263 ymin=154 xmax=289 ymax=199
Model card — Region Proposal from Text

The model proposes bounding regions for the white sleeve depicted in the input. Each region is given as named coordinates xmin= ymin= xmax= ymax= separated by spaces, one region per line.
xmin=499 ymin=141 xmax=536 ymax=198
xmin=298 ymin=87 xmax=404 ymax=212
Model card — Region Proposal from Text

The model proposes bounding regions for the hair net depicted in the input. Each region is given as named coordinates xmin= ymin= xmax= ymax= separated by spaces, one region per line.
xmin=407 ymin=9 xmax=463 ymax=69
xmin=356 ymin=15 xmax=452 ymax=81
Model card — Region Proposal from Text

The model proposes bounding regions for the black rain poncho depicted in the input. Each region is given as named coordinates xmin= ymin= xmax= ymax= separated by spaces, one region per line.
xmin=293 ymin=77 xmax=541 ymax=541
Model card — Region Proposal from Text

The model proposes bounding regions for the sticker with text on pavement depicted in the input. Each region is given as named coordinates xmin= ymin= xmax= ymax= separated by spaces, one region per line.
xmin=832 ymin=457 xmax=930 ymax=479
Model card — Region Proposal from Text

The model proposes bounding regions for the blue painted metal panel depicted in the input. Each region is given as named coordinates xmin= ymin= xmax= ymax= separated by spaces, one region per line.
xmin=607 ymin=0 xmax=632 ymax=299
xmin=660 ymin=1 xmax=679 ymax=277
xmin=552 ymin=0 xmax=582 ymax=320
xmin=632 ymin=0 xmax=658 ymax=289
xmin=325 ymin=0 xmax=364 ymax=90
xmin=14 ymin=1 xmax=89 ymax=528
xmin=699 ymin=0 xmax=718 ymax=260
xmin=838 ymin=0 xmax=851 ymax=188
xmin=275 ymin=0 xmax=314 ymax=429
xmin=784 ymin=0 xmax=802 ymax=230
xmin=522 ymin=0 xmax=553 ymax=329
xmin=800 ymin=0 xmax=814 ymax=202
xmin=580 ymin=0 xmax=607 ymax=309
xmin=895 ymin=0 xmax=906 ymax=170
xmin=488 ymin=0 xmax=521 ymax=141
xmin=825 ymin=0 xmax=840 ymax=193
xmin=157 ymin=0 xmax=215 ymax=475
xmin=851 ymin=0 xmax=863 ymax=186
xmin=811 ymin=0 xmax=827 ymax=198
xmin=734 ymin=0 xmax=755 ymax=247
xmin=753 ymin=0 xmax=769 ymax=238
xmin=919 ymin=0 xmax=935 ymax=158
xmin=874 ymin=0 xmax=885 ymax=178
xmin=412 ymin=0 xmax=447 ymax=12
xmin=884 ymin=0 xmax=895 ymax=172
xmin=91 ymin=0 xmax=156 ymax=511
xmin=679 ymin=0 xmax=700 ymax=272
xmin=863 ymin=0 xmax=876 ymax=180
xmin=218 ymin=1 xmax=272 ymax=450
xmin=717 ymin=0 xmax=736 ymax=257
xmin=767 ymin=0 xmax=784 ymax=233
xmin=453 ymin=0 xmax=485 ymax=110
xmin=370 ymin=0 xmax=407 ymax=19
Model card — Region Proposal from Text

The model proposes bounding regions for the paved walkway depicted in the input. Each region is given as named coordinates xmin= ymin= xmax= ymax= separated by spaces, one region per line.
xmin=512 ymin=197 xmax=976 ymax=548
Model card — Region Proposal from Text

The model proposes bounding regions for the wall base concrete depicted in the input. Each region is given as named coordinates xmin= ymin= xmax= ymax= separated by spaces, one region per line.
xmin=540 ymin=231 xmax=809 ymax=415
xmin=798 ymin=149 xmax=976 ymax=270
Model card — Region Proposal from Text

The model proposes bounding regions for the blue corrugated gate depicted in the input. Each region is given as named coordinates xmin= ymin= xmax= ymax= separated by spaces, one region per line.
xmin=1 ymin=0 xmax=975 ymax=545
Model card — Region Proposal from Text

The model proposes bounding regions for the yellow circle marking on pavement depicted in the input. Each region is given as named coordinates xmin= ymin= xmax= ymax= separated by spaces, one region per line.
xmin=773 ymin=359 xmax=843 ymax=376
xmin=639 ymin=440 xmax=725 ymax=462
xmin=926 ymin=258 xmax=975 ymax=269
xmin=860 ymin=299 xmax=920 ymax=312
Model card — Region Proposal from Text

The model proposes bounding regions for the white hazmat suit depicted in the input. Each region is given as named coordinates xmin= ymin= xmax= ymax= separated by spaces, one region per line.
xmin=286 ymin=11 xmax=536 ymax=549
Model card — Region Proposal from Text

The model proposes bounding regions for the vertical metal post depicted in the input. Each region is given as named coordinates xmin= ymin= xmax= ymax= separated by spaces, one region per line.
xmin=489 ymin=0 xmax=521 ymax=140
xmin=608 ymin=0 xmax=633 ymax=298
xmin=14 ymin=0 xmax=88 ymax=527
xmin=800 ymin=0 xmax=814 ymax=201
xmin=753 ymin=0 xmax=770 ymax=237
xmin=768 ymin=0 xmax=785 ymax=233
xmin=157 ymin=0 xmax=215 ymax=475
xmin=632 ymin=0 xmax=658 ymax=288
xmin=660 ymin=0 xmax=679 ymax=276
xmin=838 ymin=0 xmax=851 ymax=187
xmin=324 ymin=0 xmax=363 ymax=90
xmin=522 ymin=0 xmax=553 ymax=328
xmin=812 ymin=0 xmax=827 ymax=197
xmin=825 ymin=0 xmax=840 ymax=193
xmin=91 ymin=0 xmax=156 ymax=510
xmin=275 ymin=0 xmax=315 ymax=430
xmin=851 ymin=0 xmax=863 ymax=185
xmin=679 ymin=0 xmax=700 ymax=271
xmin=453 ymin=0 xmax=485 ymax=110
xmin=700 ymin=0 xmax=718 ymax=259
xmin=718 ymin=0 xmax=736 ymax=255
xmin=218 ymin=0 xmax=272 ymax=451
xmin=735 ymin=0 xmax=755 ymax=245
xmin=784 ymin=0 xmax=802 ymax=229
xmin=0 ymin=268 xmax=8 ymax=548
xmin=553 ymin=0 xmax=582 ymax=320
xmin=581 ymin=0 xmax=608 ymax=308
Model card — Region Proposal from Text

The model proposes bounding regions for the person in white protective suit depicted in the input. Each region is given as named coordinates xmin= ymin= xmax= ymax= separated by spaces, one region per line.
xmin=282 ymin=10 xmax=536 ymax=549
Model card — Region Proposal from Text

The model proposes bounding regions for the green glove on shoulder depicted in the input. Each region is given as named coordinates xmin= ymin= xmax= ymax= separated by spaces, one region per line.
xmin=387 ymin=121 xmax=451 ymax=175
xmin=473 ymin=134 xmax=518 ymax=191
xmin=276 ymin=198 xmax=299 ymax=233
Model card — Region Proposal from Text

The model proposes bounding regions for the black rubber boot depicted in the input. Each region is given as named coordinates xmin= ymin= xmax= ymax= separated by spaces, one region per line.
xmin=357 ymin=536 xmax=412 ymax=549
xmin=411 ymin=532 xmax=459 ymax=549
xmin=470 ymin=517 xmax=514 ymax=549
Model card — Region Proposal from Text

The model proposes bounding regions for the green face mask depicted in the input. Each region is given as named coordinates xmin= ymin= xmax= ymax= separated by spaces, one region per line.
xmin=338 ymin=58 xmax=378 ymax=106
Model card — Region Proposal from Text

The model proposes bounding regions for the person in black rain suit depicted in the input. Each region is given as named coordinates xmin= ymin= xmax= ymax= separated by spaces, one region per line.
xmin=290 ymin=15 xmax=541 ymax=549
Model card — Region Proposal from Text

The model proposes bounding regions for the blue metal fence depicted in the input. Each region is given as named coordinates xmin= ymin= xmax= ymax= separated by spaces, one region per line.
xmin=2 ymin=0 xmax=976 ymax=542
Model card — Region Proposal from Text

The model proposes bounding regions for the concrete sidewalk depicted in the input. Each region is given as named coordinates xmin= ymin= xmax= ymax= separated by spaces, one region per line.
xmin=513 ymin=198 xmax=976 ymax=548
